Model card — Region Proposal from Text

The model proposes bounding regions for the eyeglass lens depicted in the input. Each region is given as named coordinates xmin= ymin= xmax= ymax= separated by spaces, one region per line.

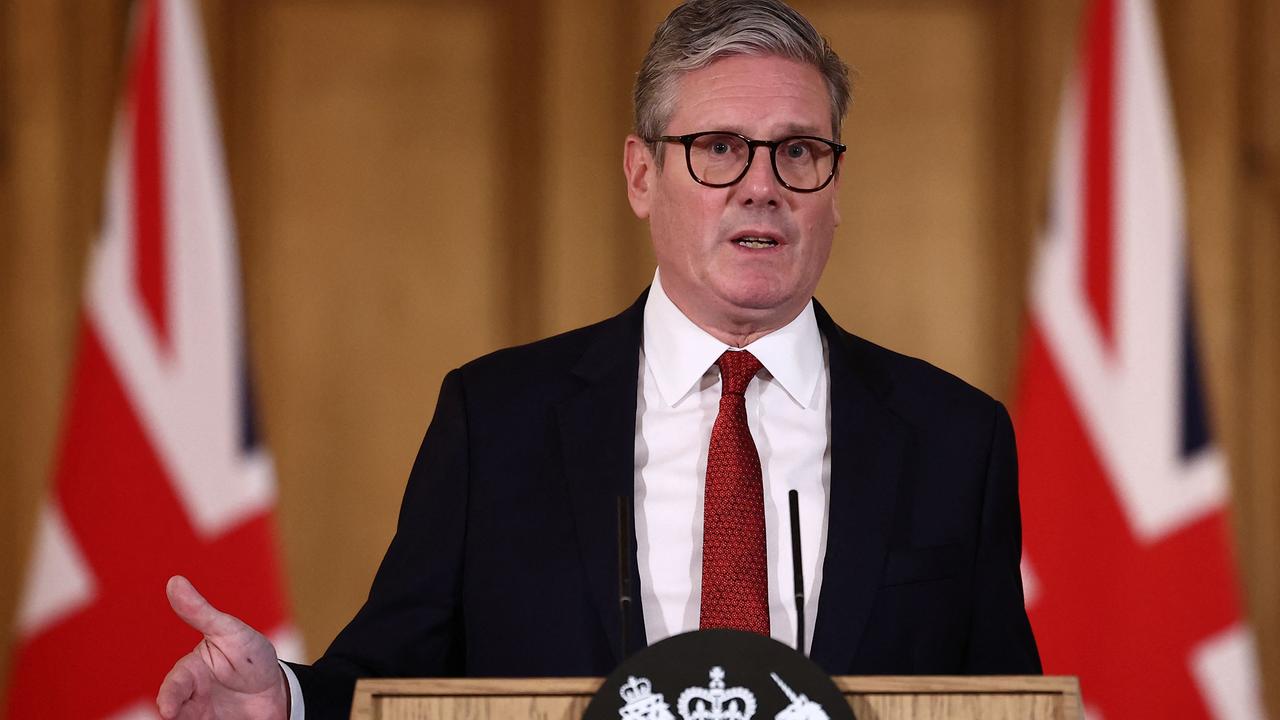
xmin=687 ymin=133 xmax=836 ymax=190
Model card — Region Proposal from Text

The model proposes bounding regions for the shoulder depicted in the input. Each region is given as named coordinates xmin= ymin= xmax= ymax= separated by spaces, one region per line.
xmin=819 ymin=307 xmax=1007 ymax=436
xmin=447 ymin=291 xmax=646 ymax=405
xmin=459 ymin=317 xmax=611 ymax=379
xmin=819 ymin=307 xmax=1016 ymax=501
xmin=857 ymin=333 xmax=998 ymax=411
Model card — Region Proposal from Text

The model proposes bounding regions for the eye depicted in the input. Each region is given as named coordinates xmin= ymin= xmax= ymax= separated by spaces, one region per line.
xmin=781 ymin=140 xmax=811 ymax=160
xmin=692 ymin=133 xmax=743 ymax=158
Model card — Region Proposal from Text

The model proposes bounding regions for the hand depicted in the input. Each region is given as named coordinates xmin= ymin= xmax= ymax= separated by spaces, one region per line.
xmin=156 ymin=576 xmax=290 ymax=720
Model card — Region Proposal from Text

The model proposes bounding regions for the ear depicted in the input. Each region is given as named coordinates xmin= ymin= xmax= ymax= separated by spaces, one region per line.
xmin=623 ymin=134 xmax=656 ymax=219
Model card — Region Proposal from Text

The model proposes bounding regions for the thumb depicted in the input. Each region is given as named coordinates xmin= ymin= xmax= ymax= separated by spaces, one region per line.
xmin=166 ymin=575 xmax=247 ymax=640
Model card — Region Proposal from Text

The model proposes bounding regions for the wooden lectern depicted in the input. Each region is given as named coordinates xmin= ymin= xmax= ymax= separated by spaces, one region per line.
xmin=350 ymin=675 xmax=1082 ymax=719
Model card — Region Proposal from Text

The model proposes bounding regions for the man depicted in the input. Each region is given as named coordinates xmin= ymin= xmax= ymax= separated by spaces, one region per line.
xmin=157 ymin=1 xmax=1040 ymax=718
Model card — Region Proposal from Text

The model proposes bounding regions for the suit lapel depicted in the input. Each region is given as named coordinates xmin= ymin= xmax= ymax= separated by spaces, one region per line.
xmin=553 ymin=293 xmax=905 ymax=670
xmin=808 ymin=302 xmax=909 ymax=673
xmin=556 ymin=291 xmax=649 ymax=665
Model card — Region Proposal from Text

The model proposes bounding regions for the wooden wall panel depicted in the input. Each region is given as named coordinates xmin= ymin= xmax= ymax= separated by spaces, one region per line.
xmin=539 ymin=0 xmax=648 ymax=336
xmin=0 ymin=1 xmax=75 ymax=705
xmin=0 ymin=0 xmax=131 ymax=705
xmin=811 ymin=2 xmax=1007 ymax=397
xmin=1237 ymin=0 xmax=1280 ymax=711
xmin=228 ymin=0 xmax=511 ymax=654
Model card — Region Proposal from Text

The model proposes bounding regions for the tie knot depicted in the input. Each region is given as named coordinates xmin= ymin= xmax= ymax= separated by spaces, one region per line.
xmin=716 ymin=350 xmax=763 ymax=396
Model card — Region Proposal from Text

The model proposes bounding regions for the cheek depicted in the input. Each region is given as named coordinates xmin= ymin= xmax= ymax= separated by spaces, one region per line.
xmin=655 ymin=195 xmax=717 ymax=255
xmin=800 ymin=210 xmax=838 ymax=270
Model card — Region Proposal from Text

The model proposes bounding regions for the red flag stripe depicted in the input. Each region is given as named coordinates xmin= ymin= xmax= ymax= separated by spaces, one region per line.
xmin=1083 ymin=0 xmax=1116 ymax=349
xmin=1016 ymin=1 xmax=1262 ymax=716
xmin=1016 ymin=328 xmax=1242 ymax=718
xmin=6 ymin=1 xmax=296 ymax=716
xmin=6 ymin=322 xmax=288 ymax=719
xmin=131 ymin=0 xmax=170 ymax=351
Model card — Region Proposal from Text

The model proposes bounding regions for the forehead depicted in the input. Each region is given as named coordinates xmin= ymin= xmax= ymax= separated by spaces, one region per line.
xmin=666 ymin=55 xmax=832 ymax=137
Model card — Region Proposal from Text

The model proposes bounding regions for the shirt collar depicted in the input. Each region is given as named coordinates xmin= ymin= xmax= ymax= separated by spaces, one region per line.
xmin=643 ymin=270 xmax=824 ymax=409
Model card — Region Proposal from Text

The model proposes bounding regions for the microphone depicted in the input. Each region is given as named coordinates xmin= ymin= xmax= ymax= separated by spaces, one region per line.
xmin=617 ymin=495 xmax=633 ymax=660
xmin=788 ymin=489 xmax=805 ymax=655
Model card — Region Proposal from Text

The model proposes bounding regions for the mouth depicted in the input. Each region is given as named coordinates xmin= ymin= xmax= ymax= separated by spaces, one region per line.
xmin=731 ymin=232 xmax=783 ymax=249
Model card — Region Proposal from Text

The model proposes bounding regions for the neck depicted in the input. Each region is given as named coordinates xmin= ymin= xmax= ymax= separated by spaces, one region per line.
xmin=665 ymin=295 xmax=805 ymax=348
xmin=707 ymin=325 xmax=782 ymax=349
xmin=652 ymin=270 xmax=812 ymax=348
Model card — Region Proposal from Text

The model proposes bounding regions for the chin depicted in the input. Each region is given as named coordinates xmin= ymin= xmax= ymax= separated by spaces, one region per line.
xmin=717 ymin=284 xmax=799 ymax=316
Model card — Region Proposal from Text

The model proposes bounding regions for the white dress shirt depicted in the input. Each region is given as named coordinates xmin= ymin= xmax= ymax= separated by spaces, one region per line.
xmin=284 ymin=271 xmax=832 ymax=719
xmin=635 ymin=271 xmax=830 ymax=655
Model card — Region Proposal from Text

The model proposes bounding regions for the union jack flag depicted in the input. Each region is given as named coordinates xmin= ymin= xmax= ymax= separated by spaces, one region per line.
xmin=5 ymin=1 xmax=299 ymax=717
xmin=1013 ymin=0 xmax=1266 ymax=717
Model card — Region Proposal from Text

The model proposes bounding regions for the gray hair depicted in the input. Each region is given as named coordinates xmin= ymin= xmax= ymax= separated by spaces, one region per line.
xmin=634 ymin=0 xmax=852 ymax=149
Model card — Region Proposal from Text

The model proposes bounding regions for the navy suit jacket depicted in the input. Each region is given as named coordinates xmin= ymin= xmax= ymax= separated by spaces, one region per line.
xmin=289 ymin=291 xmax=1040 ymax=718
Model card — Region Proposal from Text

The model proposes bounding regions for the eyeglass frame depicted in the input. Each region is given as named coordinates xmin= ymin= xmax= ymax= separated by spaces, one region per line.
xmin=647 ymin=130 xmax=847 ymax=193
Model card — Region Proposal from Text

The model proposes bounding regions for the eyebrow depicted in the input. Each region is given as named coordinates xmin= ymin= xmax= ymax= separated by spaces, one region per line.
xmin=779 ymin=122 xmax=826 ymax=136
xmin=709 ymin=122 xmax=829 ymax=138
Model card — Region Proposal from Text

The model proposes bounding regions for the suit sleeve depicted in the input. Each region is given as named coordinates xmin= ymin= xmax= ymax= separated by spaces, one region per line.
xmin=964 ymin=401 xmax=1043 ymax=673
xmin=286 ymin=368 xmax=471 ymax=719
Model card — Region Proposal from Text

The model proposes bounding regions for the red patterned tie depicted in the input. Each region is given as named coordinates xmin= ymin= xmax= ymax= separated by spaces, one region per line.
xmin=699 ymin=350 xmax=769 ymax=636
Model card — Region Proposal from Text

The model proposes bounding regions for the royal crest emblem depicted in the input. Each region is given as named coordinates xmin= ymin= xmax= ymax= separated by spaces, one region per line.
xmin=676 ymin=667 xmax=757 ymax=720
xmin=617 ymin=675 xmax=676 ymax=720
xmin=590 ymin=630 xmax=853 ymax=720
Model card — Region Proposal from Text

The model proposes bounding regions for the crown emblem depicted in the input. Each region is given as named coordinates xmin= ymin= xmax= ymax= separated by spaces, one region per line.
xmin=676 ymin=667 xmax=757 ymax=720
xmin=618 ymin=676 xmax=676 ymax=720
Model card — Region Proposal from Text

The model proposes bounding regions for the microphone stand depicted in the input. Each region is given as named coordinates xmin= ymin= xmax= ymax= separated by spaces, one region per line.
xmin=788 ymin=489 xmax=805 ymax=655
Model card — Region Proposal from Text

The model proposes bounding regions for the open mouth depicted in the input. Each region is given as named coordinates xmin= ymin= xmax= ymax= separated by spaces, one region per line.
xmin=734 ymin=235 xmax=780 ymax=249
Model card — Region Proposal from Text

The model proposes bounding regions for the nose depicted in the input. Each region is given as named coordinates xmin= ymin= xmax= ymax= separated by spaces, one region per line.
xmin=737 ymin=145 xmax=782 ymax=207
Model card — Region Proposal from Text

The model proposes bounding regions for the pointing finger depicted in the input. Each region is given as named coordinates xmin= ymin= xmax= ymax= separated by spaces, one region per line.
xmin=166 ymin=575 xmax=249 ymax=640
